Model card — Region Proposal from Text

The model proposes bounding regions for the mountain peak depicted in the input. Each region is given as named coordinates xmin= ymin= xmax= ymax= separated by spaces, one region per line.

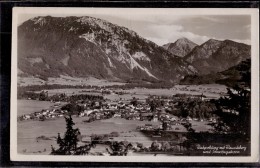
xmin=163 ymin=38 xmax=197 ymax=57
xmin=203 ymin=39 xmax=221 ymax=45
xmin=175 ymin=38 xmax=197 ymax=46
xmin=175 ymin=37 xmax=191 ymax=43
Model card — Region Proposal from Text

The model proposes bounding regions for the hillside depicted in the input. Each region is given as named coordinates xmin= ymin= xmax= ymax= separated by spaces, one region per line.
xmin=18 ymin=16 xmax=197 ymax=83
xmin=180 ymin=59 xmax=251 ymax=87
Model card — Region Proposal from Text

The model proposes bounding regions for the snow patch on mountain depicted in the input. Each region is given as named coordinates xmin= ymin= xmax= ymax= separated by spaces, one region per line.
xmin=129 ymin=56 xmax=139 ymax=69
xmin=103 ymin=63 xmax=114 ymax=76
xmin=95 ymin=20 xmax=113 ymax=33
xmin=61 ymin=55 xmax=70 ymax=66
xmin=105 ymin=48 xmax=111 ymax=54
xmin=129 ymin=55 xmax=157 ymax=79
xmin=69 ymin=27 xmax=75 ymax=32
xmin=77 ymin=17 xmax=96 ymax=25
xmin=77 ymin=16 xmax=113 ymax=33
xmin=18 ymin=68 xmax=24 ymax=75
xmin=45 ymin=64 xmax=50 ymax=69
xmin=143 ymin=67 xmax=158 ymax=79
xmin=132 ymin=52 xmax=151 ymax=62
xmin=107 ymin=57 xmax=115 ymax=68
xmin=28 ymin=57 xmax=43 ymax=65
xmin=31 ymin=17 xmax=46 ymax=26
xmin=188 ymin=65 xmax=198 ymax=73
xmin=79 ymin=33 xmax=96 ymax=44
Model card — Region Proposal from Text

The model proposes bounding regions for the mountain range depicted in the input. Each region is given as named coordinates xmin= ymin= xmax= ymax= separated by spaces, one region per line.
xmin=18 ymin=16 xmax=196 ymax=83
xmin=18 ymin=16 xmax=251 ymax=84
xmin=183 ymin=39 xmax=251 ymax=74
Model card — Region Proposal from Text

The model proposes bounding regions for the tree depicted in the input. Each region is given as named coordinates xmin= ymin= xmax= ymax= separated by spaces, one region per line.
xmin=106 ymin=141 xmax=132 ymax=156
xmin=150 ymin=100 xmax=157 ymax=112
xmin=51 ymin=115 xmax=81 ymax=155
xmin=214 ymin=59 xmax=251 ymax=139
xmin=177 ymin=99 xmax=216 ymax=119
xmin=215 ymin=86 xmax=250 ymax=138
xmin=162 ymin=122 xmax=168 ymax=131
xmin=130 ymin=97 xmax=138 ymax=106
xmin=161 ymin=141 xmax=171 ymax=151
xmin=147 ymin=96 xmax=164 ymax=113
xmin=136 ymin=142 xmax=144 ymax=151
xmin=150 ymin=140 xmax=160 ymax=151
xmin=61 ymin=103 xmax=83 ymax=115
xmin=39 ymin=91 xmax=48 ymax=101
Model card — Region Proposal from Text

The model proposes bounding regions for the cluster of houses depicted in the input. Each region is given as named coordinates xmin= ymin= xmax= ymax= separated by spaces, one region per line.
xmin=18 ymin=103 xmax=66 ymax=121
xmin=80 ymin=102 xmax=154 ymax=122
xmin=18 ymin=92 xmax=218 ymax=132
xmin=136 ymin=124 xmax=161 ymax=131
xmin=79 ymin=94 xmax=217 ymax=129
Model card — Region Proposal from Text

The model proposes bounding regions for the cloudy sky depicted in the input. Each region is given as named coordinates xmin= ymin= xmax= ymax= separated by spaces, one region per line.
xmin=19 ymin=14 xmax=251 ymax=45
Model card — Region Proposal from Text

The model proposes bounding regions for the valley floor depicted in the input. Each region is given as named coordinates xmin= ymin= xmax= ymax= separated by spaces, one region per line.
xmin=18 ymin=76 xmax=126 ymax=87
xmin=16 ymin=84 xmax=250 ymax=156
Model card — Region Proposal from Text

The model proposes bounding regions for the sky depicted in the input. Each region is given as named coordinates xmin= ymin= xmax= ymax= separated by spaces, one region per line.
xmin=18 ymin=14 xmax=251 ymax=46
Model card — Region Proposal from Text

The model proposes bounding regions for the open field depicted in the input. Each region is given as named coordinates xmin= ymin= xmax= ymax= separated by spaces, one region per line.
xmin=18 ymin=100 xmax=56 ymax=115
xmin=123 ymin=84 xmax=227 ymax=99
xmin=18 ymin=76 xmax=126 ymax=87
xmin=34 ymin=88 xmax=95 ymax=96
xmin=190 ymin=120 xmax=213 ymax=132
xmin=32 ymin=84 xmax=227 ymax=101
xmin=17 ymin=117 xmax=160 ymax=155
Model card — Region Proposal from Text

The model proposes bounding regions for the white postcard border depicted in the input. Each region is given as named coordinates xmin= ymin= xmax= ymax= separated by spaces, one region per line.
xmin=10 ymin=7 xmax=259 ymax=162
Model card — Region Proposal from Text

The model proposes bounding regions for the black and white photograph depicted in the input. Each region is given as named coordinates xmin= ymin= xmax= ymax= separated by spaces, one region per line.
xmin=10 ymin=7 xmax=259 ymax=162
